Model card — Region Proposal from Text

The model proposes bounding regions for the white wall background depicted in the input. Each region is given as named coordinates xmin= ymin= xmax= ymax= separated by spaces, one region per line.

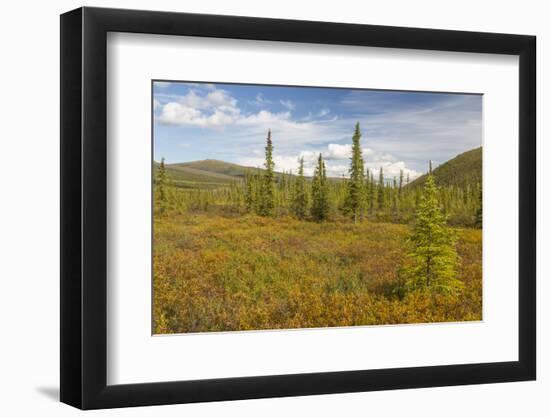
xmin=0 ymin=0 xmax=545 ymax=415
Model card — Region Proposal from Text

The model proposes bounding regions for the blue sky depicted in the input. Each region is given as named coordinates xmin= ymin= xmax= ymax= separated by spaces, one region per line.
xmin=153 ymin=81 xmax=482 ymax=179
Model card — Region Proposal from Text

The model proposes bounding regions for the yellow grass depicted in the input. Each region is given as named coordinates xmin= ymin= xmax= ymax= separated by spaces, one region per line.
xmin=153 ymin=213 xmax=482 ymax=334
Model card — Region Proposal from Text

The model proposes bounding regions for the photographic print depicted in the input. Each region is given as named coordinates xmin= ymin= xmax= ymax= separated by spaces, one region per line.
xmin=152 ymin=81 xmax=482 ymax=335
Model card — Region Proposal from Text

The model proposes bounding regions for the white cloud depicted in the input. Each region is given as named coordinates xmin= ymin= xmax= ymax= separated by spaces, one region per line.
xmin=238 ymin=154 xmax=300 ymax=173
xmin=365 ymin=160 xmax=421 ymax=182
xmin=280 ymin=99 xmax=295 ymax=110
xmin=302 ymin=108 xmax=331 ymax=121
xmin=237 ymin=110 xmax=291 ymax=126
xmin=179 ymin=89 xmax=238 ymax=111
xmin=299 ymin=143 xmax=375 ymax=163
xmin=159 ymin=102 xmax=201 ymax=124
xmin=325 ymin=144 xmax=351 ymax=160
xmin=249 ymin=93 xmax=272 ymax=106
xmin=207 ymin=90 xmax=236 ymax=108
xmin=156 ymin=87 xmax=240 ymax=127
xmin=178 ymin=90 xmax=207 ymax=109
xmin=234 ymin=110 xmax=325 ymax=148
xmin=157 ymin=103 xmax=237 ymax=128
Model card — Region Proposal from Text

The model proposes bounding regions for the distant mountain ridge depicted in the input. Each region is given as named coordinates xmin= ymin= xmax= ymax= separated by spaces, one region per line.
xmin=154 ymin=159 xmax=277 ymax=189
xmin=408 ymin=147 xmax=482 ymax=189
xmin=170 ymin=159 xmax=257 ymax=179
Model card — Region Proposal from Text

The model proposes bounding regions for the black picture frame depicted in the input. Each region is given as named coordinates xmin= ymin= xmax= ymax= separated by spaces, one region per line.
xmin=60 ymin=6 xmax=536 ymax=410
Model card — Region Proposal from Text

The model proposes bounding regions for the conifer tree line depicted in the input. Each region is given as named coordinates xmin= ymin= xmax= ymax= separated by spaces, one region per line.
xmin=154 ymin=123 xmax=482 ymax=228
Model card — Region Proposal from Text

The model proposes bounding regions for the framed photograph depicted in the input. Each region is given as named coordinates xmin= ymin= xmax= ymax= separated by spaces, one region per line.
xmin=60 ymin=7 xmax=536 ymax=409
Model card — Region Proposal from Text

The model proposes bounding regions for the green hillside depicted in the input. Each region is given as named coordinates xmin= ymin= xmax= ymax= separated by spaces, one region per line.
xmin=409 ymin=147 xmax=482 ymax=189
xmin=153 ymin=159 xmax=262 ymax=190
xmin=171 ymin=159 xmax=255 ymax=178
xmin=155 ymin=159 xmax=295 ymax=190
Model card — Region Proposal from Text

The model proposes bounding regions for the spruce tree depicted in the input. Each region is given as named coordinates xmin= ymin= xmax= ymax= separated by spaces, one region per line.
xmin=156 ymin=157 xmax=168 ymax=215
xmin=244 ymin=171 xmax=254 ymax=212
xmin=291 ymin=157 xmax=308 ymax=219
xmin=253 ymin=169 xmax=262 ymax=213
xmin=377 ymin=167 xmax=385 ymax=210
xmin=311 ymin=153 xmax=329 ymax=221
xmin=258 ymin=130 xmax=275 ymax=216
xmin=365 ymin=168 xmax=371 ymax=214
xmin=398 ymin=169 xmax=404 ymax=199
xmin=229 ymin=179 xmax=242 ymax=212
xmin=368 ymin=170 xmax=375 ymax=214
xmin=403 ymin=172 xmax=462 ymax=295
xmin=391 ymin=176 xmax=398 ymax=218
xmin=342 ymin=122 xmax=365 ymax=223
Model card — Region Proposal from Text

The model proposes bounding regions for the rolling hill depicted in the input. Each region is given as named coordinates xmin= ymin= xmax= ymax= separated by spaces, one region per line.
xmin=408 ymin=147 xmax=482 ymax=189
xmin=154 ymin=159 xmax=266 ymax=189
xmin=171 ymin=159 xmax=255 ymax=178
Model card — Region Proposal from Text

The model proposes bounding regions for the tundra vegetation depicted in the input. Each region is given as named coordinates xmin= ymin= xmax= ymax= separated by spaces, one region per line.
xmin=153 ymin=123 xmax=482 ymax=334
